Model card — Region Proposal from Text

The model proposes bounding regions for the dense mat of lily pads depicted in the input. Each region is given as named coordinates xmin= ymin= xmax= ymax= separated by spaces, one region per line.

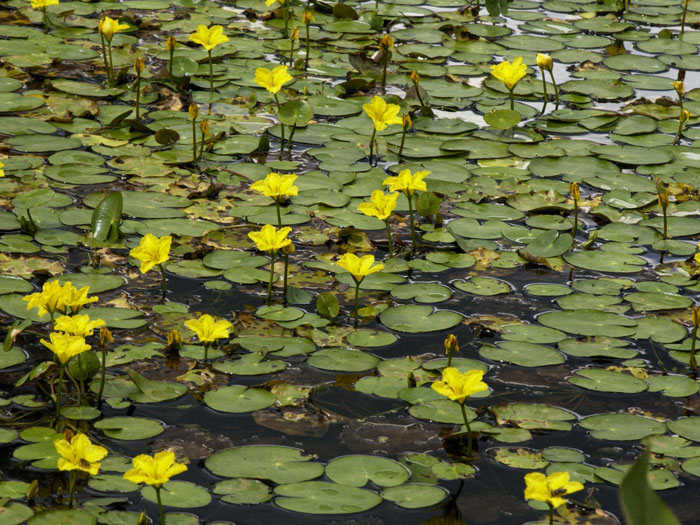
xmin=3 ymin=0 xmax=700 ymax=522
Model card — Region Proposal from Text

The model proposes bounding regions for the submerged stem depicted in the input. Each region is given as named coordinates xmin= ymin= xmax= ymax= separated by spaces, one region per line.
xmin=460 ymin=402 xmax=473 ymax=456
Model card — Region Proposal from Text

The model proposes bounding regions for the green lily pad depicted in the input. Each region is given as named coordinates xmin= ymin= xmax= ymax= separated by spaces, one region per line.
xmin=213 ymin=478 xmax=273 ymax=505
xmin=580 ymin=413 xmax=666 ymax=440
xmin=274 ymin=481 xmax=382 ymax=514
xmin=569 ymin=368 xmax=648 ymax=393
xmin=94 ymin=417 xmax=165 ymax=440
xmin=141 ymin=481 xmax=211 ymax=508
xmin=206 ymin=446 xmax=324 ymax=484
xmin=380 ymin=305 xmax=462 ymax=333
xmin=325 ymin=455 xmax=410 ymax=487
xmin=380 ymin=484 xmax=447 ymax=508
xmin=203 ymin=385 xmax=276 ymax=413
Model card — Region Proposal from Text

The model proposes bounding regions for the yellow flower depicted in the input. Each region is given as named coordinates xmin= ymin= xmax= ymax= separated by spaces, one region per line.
xmin=185 ymin=314 xmax=232 ymax=343
xmin=490 ymin=56 xmax=527 ymax=90
xmin=54 ymin=432 xmax=108 ymax=476
xmin=266 ymin=0 xmax=287 ymax=6
xmin=129 ymin=234 xmax=172 ymax=273
xmin=61 ymin=282 xmax=98 ymax=314
xmin=248 ymin=224 xmax=292 ymax=253
xmin=524 ymin=471 xmax=583 ymax=509
xmin=357 ymin=190 xmax=398 ymax=221
xmin=0 ymin=161 xmax=4 ymax=178
xmin=123 ymin=451 xmax=187 ymax=488
xmin=444 ymin=334 xmax=458 ymax=355
xmin=569 ymin=181 xmax=580 ymax=202
xmin=681 ymin=109 xmax=691 ymax=122
xmin=250 ymin=172 xmax=298 ymax=201
xmin=98 ymin=16 xmax=130 ymax=43
xmin=31 ymin=0 xmax=58 ymax=8
xmin=23 ymin=280 xmax=69 ymax=317
xmin=337 ymin=253 xmax=384 ymax=284
xmin=40 ymin=332 xmax=91 ymax=364
xmin=254 ymin=65 xmax=293 ymax=95
xmin=431 ymin=367 xmax=487 ymax=403
xmin=200 ymin=119 xmax=210 ymax=136
xmin=382 ymin=168 xmax=429 ymax=197
xmin=290 ymin=26 xmax=299 ymax=41
xmin=363 ymin=96 xmax=403 ymax=131
xmin=54 ymin=314 xmax=105 ymax=337
xmin=536 ymin=53 xmax=552 ymax=71
xmin=166 ymin=35 xmax=177 ymax=51
xmin=674 ymin=80 xmax=685 ymax=96
xmin=134 ymin=57 xmax=144 ymax=73
xmin=188 ymin=25 xmax=229 ymax=52
xmin=302 ymin=11 xmax=314 ymax=24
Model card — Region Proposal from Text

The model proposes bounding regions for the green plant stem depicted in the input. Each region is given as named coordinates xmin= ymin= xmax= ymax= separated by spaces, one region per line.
xmin=68 ymin=471 xmax=75 ymax=508
xmin=275 ymin=201 xmax=282 ymax=227
xmin=267 ymin=251 xmax=276 ymax=304
xmin=674 ymin=116 xmax=685 ymax=146
xmin=548 ymin=69 xmax=559 ymax=110
xmin=413 ymin=80 xmax=425 ymax=107
xmin=97 ymin=342 xmax=107 ymax=405
xmin=107 ymin=41 xmax=115 ymax=88
xmin=662 ymin=206 xmax=668 ymax=239
xmin=135 ymin=71 xmax=141 ymax=121
xmin=159 ymin=263 xmax=167 ymax=301
xmin=368 ymin=128 xmax=377 ymax=165
xmin=273 ymin=93 xmax=285 ymax=152
xmin=100 ymin=35 xmax=109 ymax=85
xmin=447 ymin=351 xmax=452 ymax=368
xmin=381 ymin=56 xmax=388 ymax=94
xmin=168 ymin=46 xmax=174 ymax=79
xmin=682 ymin=0 xmax=689 ymax=35
xmin=200 ymin=131 xmax=206 ymax=159
xmin=191 ymin=116 xmax=198 ymax=163
xmin=549 ymin=504 xmax=554 ymax=525
xmin=375 ymin=0 xmax=379 ymax=10
xmin=398 ymin=126 xmax=407 ymax=160
xmin=690 ymin=324 xmax=698 ymax=373
xmin=156 ymin=486 xmax=165 ymax=525
xmin=385 ymin=221 xmax=393 ymax=257
xmin=508 ymin=87 xmax=514 ymax=110
xmin=55 ymin=363 xmax=64 ymax=423
xmin=353 ymin=281 xmax=360 ymax=328
xmin=288 ymin=123 xmax=297 ymax=152
xmin=208 ymin=50 xmax=214 ymax=114
xmin=43 ymin=7 xmax=49 ymax=33
xmin=460 ymin=402 xmax=472 ymax=456
xmin=304 ymin=24 xmax=310 ymax=71
xmin=540 ymin=69 xmax=548 ymax=115
xmin=283 ymin=253 xmax=289 ymax=301
xmin=407 ymin=193 xmax=417 ymax=254
xmin=289 ymin=39 xmax=295 ymax=67
xmin=572 ymin=198 xmax=578 ymax=238
xmin=203 ymin=342 xmax=210 ymax=363
xmin=283 ymin=2 xmax=290 ymax=38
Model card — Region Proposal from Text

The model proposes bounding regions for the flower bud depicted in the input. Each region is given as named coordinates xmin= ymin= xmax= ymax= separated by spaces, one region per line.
xmin=166 ymin=36 xmax=177 ymax=51
xmin=444 ymin=333 xmax=458 ymax=355
xmin=282 ymin=242 xmax=296 ymax=255
xmin=188 ymin=103 xmax=199 ymax=120
xmin=379 ymin=34 xmax=394 ymax=51
xmin=99 ymin=327 xmax=113 ymax=346
xmin=290 ymin=26 xmax=299 ymax=41
xmin=302 ymin=10 xmax=314 ymax=24
xmin=200 ymin=120 xmax=210 ymax=136
xmin=681 ymin=109 xmax=691 ymax=122
xmin=569 ymin=181 xmax=580 ymax=202
xmin=536 ymin=53 xmax=552 ymax=71
xmin=410 ymin=69 xmax=420 ymax=84
xmin=674 ymin=80 xmax=684 ymax=96
xmin=658 ymin=191 xmax=669 ymax=209
xmin=402 ymin=114 xmax=412 ymax=130
xmin=693 ymin=306 xmax=700 ymax=327
xmin=134 ymin=57 xmax=144 ymax=73
xmin=167 ymin=329 xmax=182 ymax=350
